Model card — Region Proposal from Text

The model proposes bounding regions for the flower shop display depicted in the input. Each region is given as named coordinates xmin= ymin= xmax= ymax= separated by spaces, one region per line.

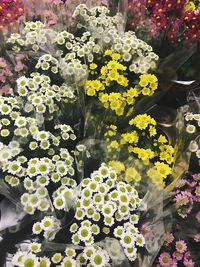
xmin=127 ymin=0 xmax=200 ymax=80
xmin=154 ymin=172 xmax=200 ymax=266
xmin=0 ymin=4 xmax=171 ymax=266
xmin=127 ymin=0 xmax=200 ymax=44
xmin=0 ymin=1 xmax=199 ymax=267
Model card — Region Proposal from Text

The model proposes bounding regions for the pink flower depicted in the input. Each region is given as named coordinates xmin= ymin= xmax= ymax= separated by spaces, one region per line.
xmin=171 ymin=261 xmax=178 ymax=267
xmin=175 ymin=193 xmax=190 ymax=206
xmin=173 ymin=251 xmax=183 ymax=261
xmin=164 ymin=232 xmax=174 ymax=245
xmin=159 ymin=252 xmax=172 ymax=267
xmin=184 ymin=258 xmax=195 ymax=267
xmin=193 ymin=173 xmax=200 ymax=181
xmin=196 ymin=211 xmax=200 ymax=222
xmin=175 ymin=179 xmax=186 ymax=188
xmin=194 ymin=233 xmax=200 ymax=242
xmin=176 ymin=240 xmax=187 ymax=253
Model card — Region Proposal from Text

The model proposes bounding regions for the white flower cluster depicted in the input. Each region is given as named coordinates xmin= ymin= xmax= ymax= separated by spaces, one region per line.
xmin=73 ymin=4 xmax=123 ymax=32
xmin=53 ymin=184 xmax=77 ymax=211
xmin=35 ymin=54 xmax=59 ymax=74
xmin=2 ymin=124 xmax=75 ymax=214
xmin=0 ymin=96 xmax=25 ymax=140
xmin=12 ymin=244 xmax=112 ymax=267
xmin=70 ymin=163 xmax=145 ymax=262
xmin=7 ymin=21 xmax=56 ymax=52
xmin=185 ymin=112 xmax=200 ymax=159
xmin=32 ymin=216 xmax=61 ymax=241
xmin=17 ymin=72 xmax=75 ymax=118
xmin=0 ymin=141 xmax=21 ymax=164
xmin=59 ymin=58 xmax=88 ymax=83
xmin=72 ymin=5 xmax=158 ymax=74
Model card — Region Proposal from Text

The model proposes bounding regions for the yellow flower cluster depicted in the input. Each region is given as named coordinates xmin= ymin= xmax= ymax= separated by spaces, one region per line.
xmin=184 ymin=1 xmax=196 ymax=11
xmin=139 ymin=74 xmax=158 ymax=96
xmin=85 ymin=49 xmax=158 ymax=116
xmin=129 ymin=114 xmax=156 ymax=130
xmin=104 ymin=114 xmax=175 ymax=188
xmin=108 ymin=161 xmax=142 ymax=183
xmin=147 ymin=162 xmax=172 ymax=187
xmin=99 ymin=92 xmax=126 ymax=116
xmin=108 ymin=160 xmax=125 ymax=174
xmin=105 ymin=125 xmax=117 ymax=137
xmin=130 ymin=147 xmax=155 ymax=165
xmin=85 ymin=80 xmax=105 ymax=96
xmin=121 ymin=131 xmax=139 ymax=145
xmin=159 ymin=144 xmax=174 ymax=165
xmin=125 ymin=167 xmax=141 ymax=183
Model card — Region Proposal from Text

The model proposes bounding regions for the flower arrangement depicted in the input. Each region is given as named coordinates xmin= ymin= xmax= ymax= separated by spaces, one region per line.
xmin=127 ymin=0 xmax=200 ymax=44
xmin=104 ymin=113 xmax=175 ymax=188
xmin=21 ymin=0 xmax=108 ymax=28
xmin=10 ymin=164 xmax=146 ymax=266
xmin=0 ymin=0 xmax=24 ymax=30
xmin=0 ymin=2 xmax=199 ymax=267
xmin=154 ymin=172 xmax=200 ymax=266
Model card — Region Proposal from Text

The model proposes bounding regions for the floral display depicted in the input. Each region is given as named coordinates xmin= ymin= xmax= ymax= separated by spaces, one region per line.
xmin=0 ymin=1 xmax=199 ymax=267
xmin=127 ymin=0 xmax=200 ymax=44
xmin=154 ymin=172 xmax=200 ymax=266
xmin=0 ymin=0 xmax=24 ymax=30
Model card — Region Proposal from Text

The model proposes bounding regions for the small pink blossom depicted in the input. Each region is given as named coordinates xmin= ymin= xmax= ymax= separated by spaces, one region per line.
xmin=159 ymin=252 xmax=172 ymax=267
xmin=173 ymin=251 xmax=183 ymax=261
xmin=164 ymin=232 xmax=174 ymax=245
xmin=194 ymin=233 xmax=200 ymax=242
xmin=176 ymin=240 xmax=187 ymax=253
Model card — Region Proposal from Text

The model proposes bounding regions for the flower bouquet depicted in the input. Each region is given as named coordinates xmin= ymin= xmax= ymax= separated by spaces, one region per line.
xmin=0 ymin=2 xmax=198 ymax=267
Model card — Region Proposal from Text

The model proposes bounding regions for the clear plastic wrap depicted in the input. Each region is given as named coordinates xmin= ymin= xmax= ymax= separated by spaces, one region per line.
xmin=0 ymin=2 xmax=192 ymax=266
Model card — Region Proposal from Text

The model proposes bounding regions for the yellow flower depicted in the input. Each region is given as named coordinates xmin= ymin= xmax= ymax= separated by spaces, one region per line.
xmin=85 ymin=80 xmax=105 ymax=96
xmin=149 ymin=125 xmax=157 ymax=137
xmin=139 ymin=74 xmax=158 ymax=90
xmin=121 ymin=131 xmax=139 ymax=144
xmin=109 ymin=140 xmax=120 ymax=149
xmin=126 ymin=97 xmax=135 ymax=105
xmin=147 ymin=168 xmax=165 ymax=187
xmin=125 ymin=167 xmax=141 ymax=183
xmin=104 ymin=50 xmax=113 ymax=56
xmin=154 ymin=162 xmax=172 ymax=179
xmin=184 ymin=1 xmax=196 ymax=11
xmin=107 ymin=70 xmax=119 ymax=81
xmin=127 ymin=87 xmax=140 ymax=98
xmin=90 ymin=63 xmax=97 ymax=70
xmin=132 ymin=147 xmax=155 ymax=161
xmin=107 ymin=60 xmax=119 ymax=70
xmin=117 ymin=75 xmax=129 ymax=87
xmin=129 ymin=114 xmax=156 ymax=130
xmin=149 ymin=82 xmax=158 ymax=90
xmin=111 ymin=53 xmax=121 ymax=60
xmin=158 ymin=135 xmax=168 ymax=143
xmin=100 ymin=66 xmax=108 ymax=76
xmin=99 ymin=93 xmax=109 ymax=103
xmin=142 ymin=87 xmax=151 ymax=96
xmin=108 ymin=161 xmax=125 ymax=173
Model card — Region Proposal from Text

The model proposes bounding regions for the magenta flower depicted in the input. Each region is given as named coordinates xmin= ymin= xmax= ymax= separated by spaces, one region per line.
xmin=159 ymin=252 xmax=172 ymax=267
xmin=176 ymin=240 xmax=187 ymax=253
xmin=173 ymin=251 xmax=183 ymax=261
